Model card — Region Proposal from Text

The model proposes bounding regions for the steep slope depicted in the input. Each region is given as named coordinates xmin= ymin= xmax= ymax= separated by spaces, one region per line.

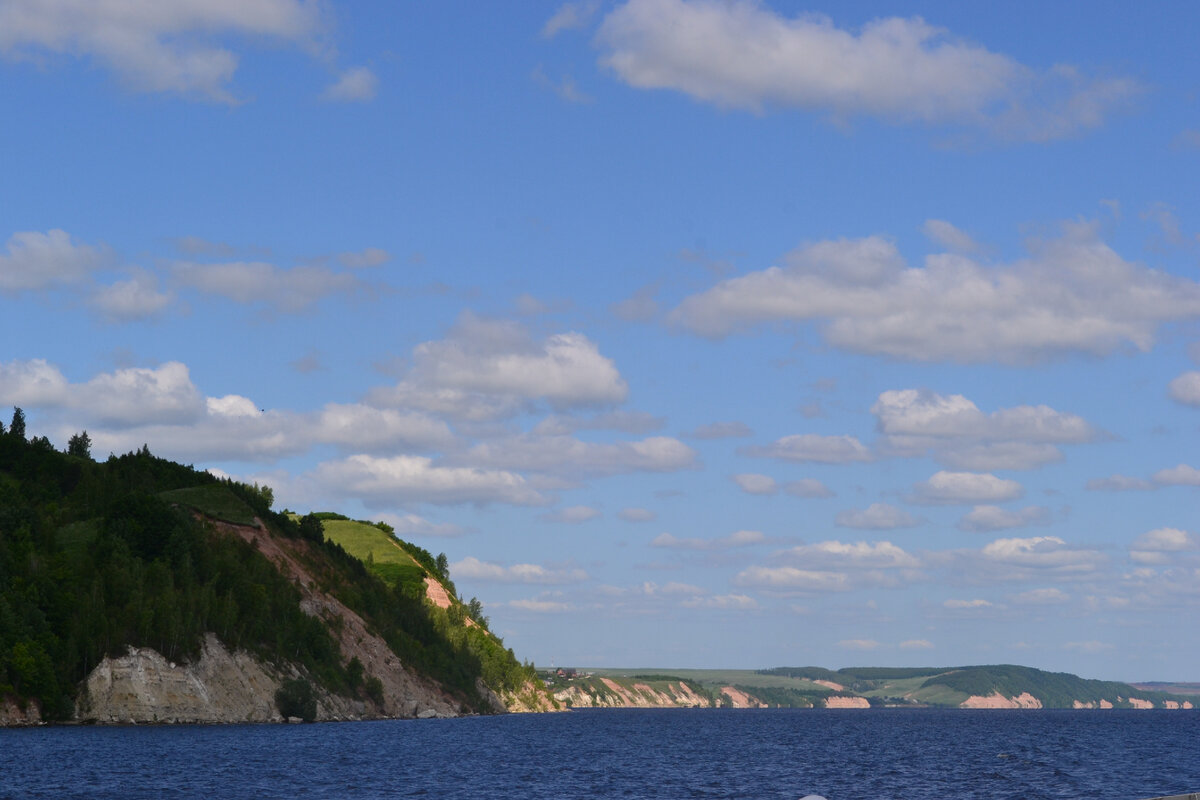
xmin=0 ymin=422 xmax=544 ymax=724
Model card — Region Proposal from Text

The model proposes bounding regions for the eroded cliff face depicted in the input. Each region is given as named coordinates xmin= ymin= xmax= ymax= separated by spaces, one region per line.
xmin=555 ymin=678 xmax=717 ymax=709
xmin=0 ymin=697 xmax=41 ymax=726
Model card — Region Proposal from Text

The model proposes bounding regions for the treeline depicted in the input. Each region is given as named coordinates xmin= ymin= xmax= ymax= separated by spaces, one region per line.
xmin=0 ymin=412 xmax=512 ymax=719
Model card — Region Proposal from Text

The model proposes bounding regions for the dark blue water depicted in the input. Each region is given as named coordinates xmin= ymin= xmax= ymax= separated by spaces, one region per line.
xmin=2 ymin=709 xmax=1198 ymax=799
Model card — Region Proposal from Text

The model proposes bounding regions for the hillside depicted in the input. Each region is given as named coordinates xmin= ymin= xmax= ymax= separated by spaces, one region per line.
xmin=561 ymin=666 xmax=1196 ymax=710
xmin=0 ymin=414 xmax=554 ymax=724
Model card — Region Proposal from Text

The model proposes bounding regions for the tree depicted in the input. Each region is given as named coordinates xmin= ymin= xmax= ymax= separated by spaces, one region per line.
xmin=435 ymin=552 xmax=449 ymax=578
xmin=9 ymin=407 xmax=25 ymax=440
xmin=67 ymin=430 xmax=92 ymax=459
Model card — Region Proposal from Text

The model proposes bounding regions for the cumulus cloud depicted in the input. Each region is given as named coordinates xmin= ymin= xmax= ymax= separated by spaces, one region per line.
xmin=0 ymin=0 xmax=329 ymax=103
xmin=980 ymin=536 xmax=1105 ymax=574
xmin=89 ymin=271 xmax=172 ymax=322
xmin=322 ymin=66 xmax=378 ymax=103
xmin=1085 ymin=474 xmax=1155 ymax=492
xmin=734 ymin=566 xmax=850 ymax=593
xmin=873 ymin=388 xmax=1096 ymax=470
xmin=311 ymin=454 xmax=548 ymax=507
xmin=539 ymin=505 xmax=602 ymax=524
xmin=532 ymin=410 xmax=665 ymax=436
xmin=597 ymin=0 xmax=1138 ymax=140
xmin=543 ymin=1 xmax=600 ymax=38
xmin=900 ymin=639 xmax=934 ymax=650
xmin=1151 ymin=464 xmax=1200 ymax=487
xmin=783 ymin=478 xmax=834 ymax=498
xmin=778 ymin=540 xmax=919 ymax=570
xmin=172 ymin=260 xmax=363 ymax=311
xmin=0 ymin=360 xmax=205 ymax=428
xmin=834 ymin=503 xmax=918 ymax=530
xmin=922 ymin=220 xmax=979 ymax=253
xmin=652 ymin=529 xmax=765 ymax=550
xmin=670 ymin=223 xmax=1200 ymax=363
xmin=460 ymin=433 xmax=696 ymax=479
xmin=618 ymin=507 xmax=657 ymax=523
xmin=1129 ymin=527 xmax=1199 ymax=565
xmin=0 ymin=229 xmax=108 ymax=292
xmin=451 ymin=556 xmax=588 ymax=584
xmin=1169 ymin=371 xmax=1200 ymax=406
xmin=680 ymin=593 xmax=758 ymax=610
xmin=837 ymin=639 xmax=881 ymax=651
xmin=957 ymin=505 xmax=1050 ymax=532
xmin=1011 ymin=587 xmax=1069 ymax=605
xmin=732 ymin=473 xmax=777 ymax=495
xmin=943 ymin=598 xmax=996 ymax=609
xmin=911 ymin=471 xmax=1023 ymax=505
xmin=742 ymin=433 xmax=872 ymax=464
xmin=369 ymin=313 xmax=628 ymax=420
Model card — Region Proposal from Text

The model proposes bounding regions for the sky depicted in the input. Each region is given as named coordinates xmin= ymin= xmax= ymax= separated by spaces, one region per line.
xmin=2 ymin=0 xmax=1200 ymax=682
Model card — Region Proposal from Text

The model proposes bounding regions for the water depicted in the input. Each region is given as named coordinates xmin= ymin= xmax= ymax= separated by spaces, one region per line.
xmin=2 ymin=709 xmax=1198 ymax=799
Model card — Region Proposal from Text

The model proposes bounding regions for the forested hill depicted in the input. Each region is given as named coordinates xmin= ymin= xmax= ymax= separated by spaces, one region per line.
xmin=0 ymin=411 xmax=549 ymax=722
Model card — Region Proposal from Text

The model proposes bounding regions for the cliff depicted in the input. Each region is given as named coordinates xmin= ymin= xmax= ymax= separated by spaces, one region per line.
xmin=0 ymin=432 xmax=553 ymax=725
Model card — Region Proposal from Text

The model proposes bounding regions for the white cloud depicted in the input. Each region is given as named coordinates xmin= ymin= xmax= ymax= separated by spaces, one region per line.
xmin=873 ymin=388 xmax=1095 ymax=470
xmin=734 ymin=566 xmax=850 ymax=593
xmin=1168 ymin=371 xmax=1200 ymax=406
xmin=507 ymin=598 xmax=572 ymax=612
xmin=1011 ymin=587 xmax=1070 ymax=605
xmin=943 ymin=598 xmax=995 ymax=609
xmin=542 ymin=1 xmax=600 ymax=38
xmin=369 ymin=313 xmax=628 ymax=419
xmin=957 ymin=505 xmax=1050 ymax=532
xmin=312 ymin=454 xmax=548 ymax=507
xmin=981 ymin=536 xmax=1105 ymax=573
xmin=0 ymin=229 xmax=108 ymax=292
xmin=312 ymin=403 xmax=454 ymax=452
xmin=59 ymin=362 xmax=205 ymax=427
xmin=652 ymin=529 xmax=765 ymax=551
xmin=922 ymin=220 xmax=979 ymax=253
xmin=1086 ymin=474 xmax=1155 ymax=492
xmin=597 ymin=0 xmax=1137 ymax=140
xmin=0 ymin=0 xmax=328 ymax=103
xmin=911 ymin=471 xmax=1023 ymax=505
xmin=0 ymin=359 xmax=71 ymax=406
xmin=322 ymin=66 xmax=378 ymax=103
xmin=172 ymin=261 xmax=363 ymax=311
xmin=533 ymin=410 xmax=665 ymax=436
xmin=732 ymin=472 xmax=777 ymax=495
xmin=539 ymin=505 xmax=602 ymax=524
xmin=899 ymin=639 xmax=934 ymax=650
xmin=450 ymin=556 xmax=588 ymax=584
xmin=680 ymin=593 xmax=758 ymax=610
xmin=783 ymin=478 xmax=834 ymax=498
xmin=743 ymin=433 xmax=873 ymax=464
xmin=779 ymin=540 xmax=919 ymax=569
xmin=834 ymin=503 xmax=918 ymax=530
xmin=687 ymin=420 xmax=752 ymax=439
xmin=1129 ymin=527 xmax=1199 ymax=565
xmin=610 ymin=284 xmax=659 ymax=321
xmin=618 ymin=507 xmax=657 ymax=523
xmin=1152 ymin=464 xmax=1200 ymax=487
xmin=89 ymin=271 xmax=172 ymax=322
xmin=461 ymin=434 xmax=696 ymax=478
xmin=670 ymin=224 xmax=1200 ymax=363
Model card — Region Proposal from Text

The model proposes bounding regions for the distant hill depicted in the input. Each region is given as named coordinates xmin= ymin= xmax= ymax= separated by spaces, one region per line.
xmin=566 ymin=665 xmax=1197 ymax=710
xmin=0 ymin=414 xmax=554 ymax=725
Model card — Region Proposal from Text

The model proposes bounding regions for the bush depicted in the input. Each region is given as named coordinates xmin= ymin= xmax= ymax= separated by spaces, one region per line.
xmin=275 ymin=678 xmax=317 ymax=721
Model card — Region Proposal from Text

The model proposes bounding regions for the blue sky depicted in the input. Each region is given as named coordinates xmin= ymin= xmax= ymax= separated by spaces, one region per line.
xmin=3 ymin=0 xmax=1200 ymax=681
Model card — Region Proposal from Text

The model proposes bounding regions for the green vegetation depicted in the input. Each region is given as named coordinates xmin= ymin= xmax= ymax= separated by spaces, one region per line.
xmin=0 ymin=412 xmax=539 ymax=720
xmin=320 ymin=516 xmax=537 ymax=697
xmin=275 ymin=678 xmax=317 ymax=722
xmin=159 ymin=485 xmax=259 ymax=526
